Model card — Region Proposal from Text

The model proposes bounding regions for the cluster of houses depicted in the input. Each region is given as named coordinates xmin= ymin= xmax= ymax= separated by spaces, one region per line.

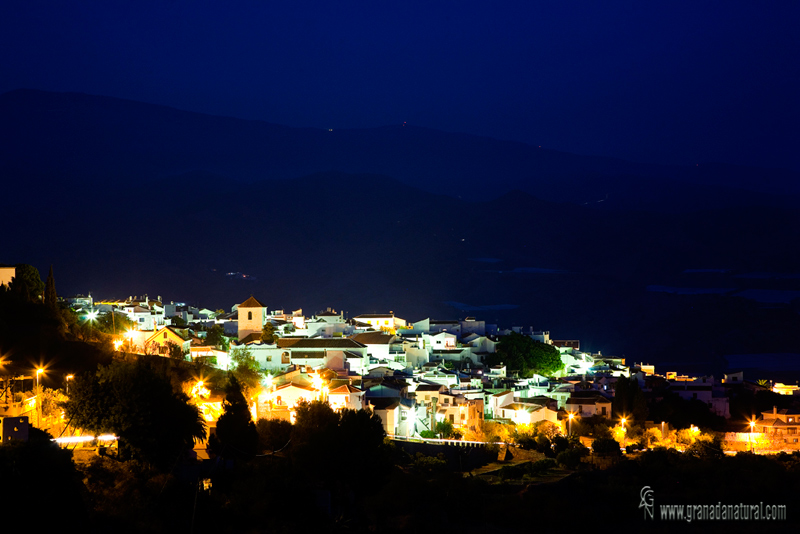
xmin=49 ymin=293 xmax=800 ymax=449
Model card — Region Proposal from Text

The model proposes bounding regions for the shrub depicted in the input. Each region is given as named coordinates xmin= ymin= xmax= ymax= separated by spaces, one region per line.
xmin=529 ymin=458 xmax=557 ymax=476
xmin=557 ymin=448 xmax=584 ymax=469
xmin=592 ymin=437 xmax=621 ymax=456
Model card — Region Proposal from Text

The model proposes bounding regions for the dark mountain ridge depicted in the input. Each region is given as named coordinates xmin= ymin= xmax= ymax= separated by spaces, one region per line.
xmin=1 ymin=89 xmax=799 ymax=370
xmin=2 ymin=89 xmax=798 ymax=212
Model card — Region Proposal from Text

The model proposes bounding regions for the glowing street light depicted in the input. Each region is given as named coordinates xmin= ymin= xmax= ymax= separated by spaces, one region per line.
xmin=36 ymin=368 xmax=44 ymax=388
xmin=191 ymin=380 xmax=210 ymax=399
xmin=567 ymin=412 xmax=575 ymax=436
xmin=86 ymin=310 xmax=99 ymax=339
xmin=66 ymin=374 xmax=74 ymax=396
xmin=750 ymin=420 xmax=756 ymax=452
xmin=620 ymin=417 xmax=628 ymax=451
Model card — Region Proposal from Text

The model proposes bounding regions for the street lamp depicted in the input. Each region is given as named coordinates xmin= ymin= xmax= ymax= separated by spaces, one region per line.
xmin=568 ymin=412 xmax=575 ymax=436
xmin=35 ymin=368 xmax=44 ymax=428
xmin=750 ymin=420 xmax=756 ymax=452
xmin=66 ymin=374 xmax=74 ymax=396
xmin=86 ymin=310 xmax=98 ymax=339
xmin=620 ymin=417 xmax=627 ymax=452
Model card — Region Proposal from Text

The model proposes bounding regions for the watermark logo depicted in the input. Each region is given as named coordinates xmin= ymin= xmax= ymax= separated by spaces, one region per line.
xmin=639 ymin=486 xmax=654 ymax=520
xmin=637 ymin=485 xmax=786 ymax=522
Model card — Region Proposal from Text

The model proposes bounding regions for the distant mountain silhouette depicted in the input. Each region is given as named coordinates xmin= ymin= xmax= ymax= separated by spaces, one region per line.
xmin=2 ymin=88 xmax=797 ymax=212
xmin=2 ymin=89 xmax=799 ymax=368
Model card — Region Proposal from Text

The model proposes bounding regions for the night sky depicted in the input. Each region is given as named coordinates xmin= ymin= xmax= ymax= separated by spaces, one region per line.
xmin=2 ymin=1 xmax=797 ymax=172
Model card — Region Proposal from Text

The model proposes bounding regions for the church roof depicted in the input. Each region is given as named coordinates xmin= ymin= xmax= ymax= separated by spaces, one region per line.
xmin=239 ymin=296 xmax=266 ymax=308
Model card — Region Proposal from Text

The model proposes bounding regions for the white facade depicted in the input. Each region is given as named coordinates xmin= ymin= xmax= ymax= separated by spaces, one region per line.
xmin=353 ymin=313 xmax=407 ymax=330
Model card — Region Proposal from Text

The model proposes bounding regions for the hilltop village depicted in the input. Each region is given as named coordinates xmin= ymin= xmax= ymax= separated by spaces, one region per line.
xmin=47 ymin=288 xmax=800 ymax=454
xmin=3 ymin=265 xmax=800 ymax=531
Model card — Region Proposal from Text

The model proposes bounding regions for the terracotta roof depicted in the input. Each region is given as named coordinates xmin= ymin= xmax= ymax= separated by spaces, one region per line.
xmin=329 ymin=384 xmax=362 ymax=394
xmin=277 ymin=338 xmax=365 ymax=349
xmin=330 ymin=378 xmax=363 ymax=389
xmin=761 ymin=408 xmax=800 ymax=416
xmin=347 ymin=319 xmax=373 ymax=327
xmin=352 ymin=332 xmax=396 ymax=345
xmin=355 ymin=313 xmax=395 ymax=319
xmin=290 ymin=351 xmax=326 ymax=359
xmin=368 ymin=398 xmax=400 ymax=410
xmin=238 ymin=333 xmax=264 ymax=345
xmin=416 ymin=384 xmax=445 ymax=392
xmin=239 ymin=296 xmax=266 ymax=308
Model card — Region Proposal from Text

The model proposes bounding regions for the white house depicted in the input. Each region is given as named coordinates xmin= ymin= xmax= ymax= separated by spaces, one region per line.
xmin=122 ymin=304 xmax=162 ymax=331
xmin=353 ymin=313 xmax=407 ymax=331
xmin=565 ymin=395 xmax=612 ymax=418
xmin=496 ymin=402 xmax=559 ymax=426
xmin=328 ymin=384 xmax=365 ymax=411
xmin=352 ymin=332 xmax=397 ymax=361
xmin=487 ymin=390 xmax=514 ymax=417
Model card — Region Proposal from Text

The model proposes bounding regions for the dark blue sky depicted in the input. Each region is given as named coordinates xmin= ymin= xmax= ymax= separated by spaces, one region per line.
xmin=2 ymin=1 xmax=798 ymax=171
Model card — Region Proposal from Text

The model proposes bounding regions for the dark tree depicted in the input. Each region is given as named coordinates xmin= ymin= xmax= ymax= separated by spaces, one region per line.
xmin=291 ymin=400 xmax=340 ymax=468
xmin=435 ymin=419 xmax=459 ymax=438
xmin=205 ymin=324 xmax=226 ymax=349
xmin=261 ymin=322 xmax=276 ymax=343
xmin=63 ymin=360 xmax=206 ymax=469
xmin=229 ymin=346 xmax=263 ymax=398
xmin=43 ymin=265 xmax=57 ymax=311
xmin=290 ymin=400 xmax=387 ymax=481
xmin=166 ymin=340 xmax=185 ymax=360
xmin=648 ymin=391 xmax=726 ymax=431
xmin=0 ymin=427 xmax=88 ymax=527
xmin=256 ymin=418 xmax=293 ymax=452
xmin=209 ymin=375 xmax=258 ymax=459
xmin=591 ymin=437 xmax=622 ymax=456
xmin=9 ymin=263 xmax=44 ymax=302
xmin=612 ymin=375 xmax=648 ymax=423
xmin=487 ymin=332 xmax=564 ymax=377
xmin=95 ymin=310 xmax=134 ymax=335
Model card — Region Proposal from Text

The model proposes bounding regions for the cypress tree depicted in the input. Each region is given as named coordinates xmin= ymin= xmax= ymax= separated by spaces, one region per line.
xmin=209 ymin=374 xmax=258 ymax=459
xmin=44 ymin=265 xmax=57 ymax=311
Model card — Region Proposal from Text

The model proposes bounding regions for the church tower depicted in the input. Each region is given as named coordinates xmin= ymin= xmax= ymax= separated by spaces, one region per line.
xmin=237 ymin=296 xmax=267 ymax=341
